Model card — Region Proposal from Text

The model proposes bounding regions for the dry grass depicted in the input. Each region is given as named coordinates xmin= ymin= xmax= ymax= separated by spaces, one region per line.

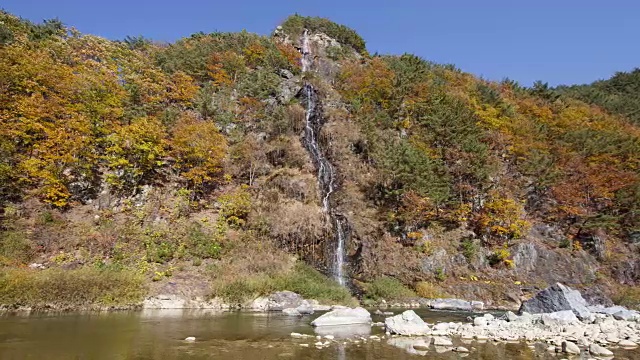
xmin=0 ymin=267 xmax=145 ymax=308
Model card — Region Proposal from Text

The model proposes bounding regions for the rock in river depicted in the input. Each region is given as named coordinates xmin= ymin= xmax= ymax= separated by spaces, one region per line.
xmin=519 ymin=283 xmax=592 ymax=320
xmin=310 ymin=307 xmax=371 ymax=327
xmin=385 ymin=310 xmax=430 ymax=336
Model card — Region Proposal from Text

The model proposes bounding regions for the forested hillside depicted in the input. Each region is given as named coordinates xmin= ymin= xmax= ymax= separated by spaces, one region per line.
xmin=0 ymin=11 xmax=638 ymax=310
xmin=556 ymin=68 xmax=640 ymax=125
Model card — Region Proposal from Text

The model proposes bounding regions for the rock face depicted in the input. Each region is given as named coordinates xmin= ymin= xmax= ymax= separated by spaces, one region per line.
xmin=385 ymin=310 xmax=430 ymax=336
xmin=519 ymin=283 xmax=592 ymax=320
xmin=310 ymin=307 xmax=371 ymax=327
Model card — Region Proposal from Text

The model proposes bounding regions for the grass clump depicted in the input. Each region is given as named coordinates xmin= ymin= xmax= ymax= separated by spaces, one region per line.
xmin=613 ymin=286 xmax=640 ymax=310
xmin=0 ymin=267 xmax=146 ymax=308
xmin=363 ymin=276 xmax=416 ymax=302
xmin=211 ymin=262 xmax=354 ymax=306
xmin=414 ymin=281 xmax=446 ymax=299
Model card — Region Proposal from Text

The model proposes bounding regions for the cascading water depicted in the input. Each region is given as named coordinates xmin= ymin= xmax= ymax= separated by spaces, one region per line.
xmin=300 ymin=30 xmax=347 ymax=286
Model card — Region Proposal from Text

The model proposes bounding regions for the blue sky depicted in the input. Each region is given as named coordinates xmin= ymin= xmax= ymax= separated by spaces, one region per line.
xmin=3 ymin=0 xmax=638 ymax=86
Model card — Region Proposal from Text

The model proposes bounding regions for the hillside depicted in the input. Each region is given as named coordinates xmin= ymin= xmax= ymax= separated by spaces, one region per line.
xmin=556 ymin=68 xmax=640 ymax=125
xmin=0 ymin=11 xmax=639 ymax=310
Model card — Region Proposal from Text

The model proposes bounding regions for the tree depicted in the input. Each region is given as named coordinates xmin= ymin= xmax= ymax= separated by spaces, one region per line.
xmin=170 ymin=113 xmax=227 ymax=193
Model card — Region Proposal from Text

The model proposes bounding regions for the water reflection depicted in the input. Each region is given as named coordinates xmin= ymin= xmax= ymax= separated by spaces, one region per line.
xmin=0 ymin=310 xmax=638 ymax=360
xmin=313 ymin=324 xmax=371 ymax=338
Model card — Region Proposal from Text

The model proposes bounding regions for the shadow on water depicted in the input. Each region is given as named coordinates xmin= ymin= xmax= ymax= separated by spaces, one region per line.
xmin=0 ymin=309 xmax=638 ymax=360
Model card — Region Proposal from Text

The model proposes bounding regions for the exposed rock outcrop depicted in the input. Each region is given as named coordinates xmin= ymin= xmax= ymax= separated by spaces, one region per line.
xmin=519 ymin=283 xmax=592 ymax=320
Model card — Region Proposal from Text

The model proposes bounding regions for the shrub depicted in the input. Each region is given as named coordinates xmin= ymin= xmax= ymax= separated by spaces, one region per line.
xmin=0 ymin=230 xmax=34 ymax=264
xmin=460 ymin=238 xmax=478 ymax=261
xmin=488 ymin=246 xmax=515 ymax=268
xmin=415 ymin=281 xmax=446 ymax=299
xmin=0 ymin=267 xmax=145 ymax=307
xmin=613 ymin=286 xmax=640 ymax=310
xmin=364 ymin=277 xmax=416 ymax=301
xmin=210 ymin=262 xmax=353 ymax=305
xmin=434 ymin=268 xmax=446 ymax=282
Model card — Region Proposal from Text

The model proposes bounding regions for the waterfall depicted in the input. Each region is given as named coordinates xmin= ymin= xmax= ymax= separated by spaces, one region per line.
xmin=300 ymin=30 xmax=347 ymax=286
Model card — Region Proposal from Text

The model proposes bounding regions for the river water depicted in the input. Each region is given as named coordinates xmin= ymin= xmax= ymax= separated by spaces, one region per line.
xmin=0 ymin=309 xmax=638 ymax=359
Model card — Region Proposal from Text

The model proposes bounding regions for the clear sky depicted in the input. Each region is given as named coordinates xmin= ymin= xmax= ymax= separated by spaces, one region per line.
xmin=3 ymin=0 xmax=638 ymax=86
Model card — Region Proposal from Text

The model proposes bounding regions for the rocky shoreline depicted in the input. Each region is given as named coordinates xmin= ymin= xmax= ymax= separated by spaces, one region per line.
xmin=288 ymin=283 xmax=640 ymax=357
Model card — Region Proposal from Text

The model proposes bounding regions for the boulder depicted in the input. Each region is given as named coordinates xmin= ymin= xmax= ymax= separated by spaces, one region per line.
xmin=505 ymin=311 xmax=519 ymax=322
xmin=429 ymin=298 xmax=484 ymax=311
xmin=519 ymin=283 xmax=592 ymax=320
xmin=295 ymin=300 xmax=314 ymax=315
xmin=562 ymin=341 xmax=580 ymax=354
xmin=250 ymin=297 xmax=269 ymax=311
xmin=310 ymin=307 xmax=371 ymax=327
xmin=589 ymin=343 xmax=613 ymax=357
xmin=619 ymin=339 xmax=638 ymax=348
xmin=268 ymin=291 xmax=304 ymax=311
xmin=613 ymin=309 xmax=638 ymax=321
xmin=385 ymin=310 xmax=430 ymax=336
xmin=283 ymin=308 xmax=302 ymax=316
xmin=313 ymin=323 xmax=371 ymax=338
xmin=541 ymin=310 xmax=579 ymax=326
xmin=474 ymin=317 xmax=489 ymax=327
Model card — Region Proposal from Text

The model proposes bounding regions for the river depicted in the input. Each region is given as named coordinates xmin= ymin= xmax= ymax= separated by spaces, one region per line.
xmin=0 ymin=309 xmax=638 ymax=359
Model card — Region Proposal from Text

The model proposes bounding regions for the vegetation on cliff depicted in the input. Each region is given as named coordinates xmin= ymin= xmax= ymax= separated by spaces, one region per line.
xmin=0 ymin=11 xmax=639 ymax=308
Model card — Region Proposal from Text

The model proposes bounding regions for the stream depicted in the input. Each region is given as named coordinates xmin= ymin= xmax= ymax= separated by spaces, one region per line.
xmin=5 ymin=309 xmax=637 ymax=360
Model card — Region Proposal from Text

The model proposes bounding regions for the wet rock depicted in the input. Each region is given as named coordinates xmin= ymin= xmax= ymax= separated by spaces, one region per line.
xmin=412 ymin=339 xmax=431 ymax=350
xmin=268 ymin=291 xmax=304 ymax=311
xmin=428 ymin=298 xmax=484 ymax=311
xmin=385 ymin=310 xmax=430 ymax=336
xmin=519 ymin=283 xmax=592 ymax=320
xmin=589 ymin=343 xmax=613 ymax=357
xmin=250 ymin=297 xmax=269 ymax=311
xmin=295 ymin=300 xmax=314 ymax=315
xmin=433 ymin=337 xmax=453 ymax=346
xmin=387 ymin=337 xmax=430 ymax=355
xmin=311 ymin=307 xmax=371 ymax=327
xmin=283 ymin=308 xmax=302 ymax=316
xmin=562 ymin=341 xmax=580 ymax=354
